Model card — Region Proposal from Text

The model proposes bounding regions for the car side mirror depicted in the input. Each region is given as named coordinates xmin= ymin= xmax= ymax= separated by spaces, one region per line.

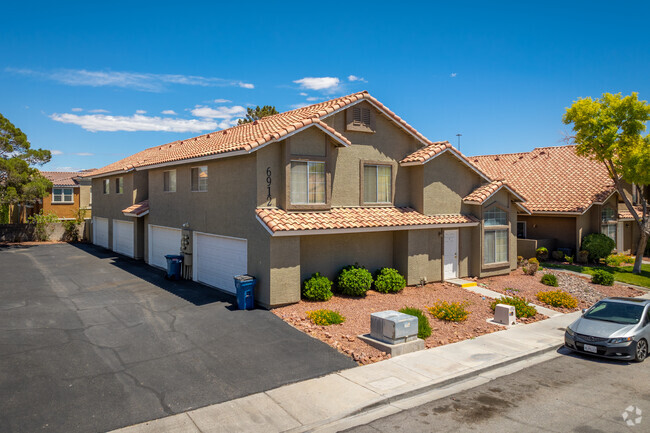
xmin=582 ymin=309 xmax=587 ymax=315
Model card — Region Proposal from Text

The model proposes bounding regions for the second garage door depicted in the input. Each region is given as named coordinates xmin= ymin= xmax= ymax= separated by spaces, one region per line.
xmin=148 ymin=225 xmax=182 ymax=269
xmin=194 ymin=232 xmax=247 ymax=294
xmin=113 ymin=220 xmax=134 ymax=258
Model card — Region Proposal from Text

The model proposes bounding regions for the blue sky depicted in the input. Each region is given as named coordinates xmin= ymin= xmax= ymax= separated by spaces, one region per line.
xmin=2 ymin=1 xmax=649 ymax=171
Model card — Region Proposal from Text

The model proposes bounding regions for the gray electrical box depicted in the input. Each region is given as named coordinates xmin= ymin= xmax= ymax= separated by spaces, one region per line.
xmin=494 ymin=304 xmax=517 ymax=326
xmin=370 ymin=310 xmax=418 ymax=344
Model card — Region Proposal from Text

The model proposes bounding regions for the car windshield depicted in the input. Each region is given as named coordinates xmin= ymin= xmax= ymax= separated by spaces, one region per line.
xmin=584 ymin=301 xmax=645 ymax=325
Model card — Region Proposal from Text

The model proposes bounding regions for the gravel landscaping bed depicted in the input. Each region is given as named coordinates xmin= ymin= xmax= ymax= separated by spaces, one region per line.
xmin=480 ymin=268 xmax=644 ymax=313
xmin=272 ymin=283 xmax=546 ymax=365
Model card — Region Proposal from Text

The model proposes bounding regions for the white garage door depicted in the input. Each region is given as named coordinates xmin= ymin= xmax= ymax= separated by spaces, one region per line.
xmin=93 ymin=217 xmax=109 ymax=249
xmin=194 ymin=232 xmax=247 ymax=294
xmin=113 ymin=220 xmax=134 ymax=258
xmin=148 ymin=225 xmax=181 ymax=269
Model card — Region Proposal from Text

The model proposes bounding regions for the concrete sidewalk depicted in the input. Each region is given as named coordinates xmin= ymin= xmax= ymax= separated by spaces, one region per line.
xmin=112 ymin=311 xmax=582 ymax=433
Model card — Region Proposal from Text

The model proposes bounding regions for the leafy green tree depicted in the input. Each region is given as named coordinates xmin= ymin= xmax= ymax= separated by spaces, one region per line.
xmin=563 ymin=92 xmax=650 ymax=273
xmin=237 ymin=105 xmax=279 ymax=125
xmin=0 ymin=114 xmax=52 ymax=210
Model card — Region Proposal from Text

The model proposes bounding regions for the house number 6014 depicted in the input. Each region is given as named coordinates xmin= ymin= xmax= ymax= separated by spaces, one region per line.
xmin=266 ymin=167 xmax=272 ymax=206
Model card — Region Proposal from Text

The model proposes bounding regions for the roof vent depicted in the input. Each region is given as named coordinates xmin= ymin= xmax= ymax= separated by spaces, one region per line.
xmin=253 ymin=120 xmax=258 ymax=125
xmin=519 ymin=156 xmax=524 ymax=159
xmin=495 ymin=156 xmax=500 ymax=161
xmin=223 ymin=130 xmax=228 ymax=135
xmin=206 ymin=134 xmax=210 ymax=138
xmin=539 ymin=150 xmax=546 ymax=155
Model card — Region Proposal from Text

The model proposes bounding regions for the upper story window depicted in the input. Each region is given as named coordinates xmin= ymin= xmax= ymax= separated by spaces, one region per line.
xmin=363 ymin=164 xmax=392 ymax=204
xmin=484 ymin=205 xmax=508 ymax=265
xmin=601 ymin=206 xmax=617 ymax=241
xmin=346 ymin=106 xmax=375 ymax=133
xmin=163 ymin=170 xmax=176 ymax=192
xmin=103 ymin=179 xmax=110 ymax=194
xmin=601 ymin=207 xmax=615 ymax=223
xmin=191 ymin=166 xmax=208 ymax=192
xmin=290 ymin=161 xmax=325 ymax=204
xmin=116 ymin=177 xmax=124 ymax=194
xmin=52 ymin=188 xmax=73 ymax=204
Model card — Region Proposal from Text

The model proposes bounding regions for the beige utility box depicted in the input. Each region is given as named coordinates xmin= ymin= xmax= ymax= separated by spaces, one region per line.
xmin=494 ymin=304 xmax=516 ymax=326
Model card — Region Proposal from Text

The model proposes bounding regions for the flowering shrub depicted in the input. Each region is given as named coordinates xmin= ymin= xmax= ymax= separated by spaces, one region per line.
xmin=536 ymin=290 xmax=578 ymax=308
xmin=490 ymin=295 xmax=537 ymax=318
xmin=427 ymin=301 xmax=471 ymax=322
xmin=306 ymin=309 xmax=345 ymax=326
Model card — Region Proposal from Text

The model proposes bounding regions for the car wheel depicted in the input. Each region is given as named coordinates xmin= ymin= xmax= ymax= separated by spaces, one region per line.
xmin=635 ymin=339 xmax=648 ymax=362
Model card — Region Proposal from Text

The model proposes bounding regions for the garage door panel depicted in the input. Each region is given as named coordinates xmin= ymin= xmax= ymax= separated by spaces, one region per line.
xmin=113 ymin=220 xmax=134 ymax=258
xmin=93 ymin=217 xmax=109 ymax=249
xmin=149 ymin=225 xmax=181 ymax=269
xmin=195 ymin=233 xmax=247 ymax=294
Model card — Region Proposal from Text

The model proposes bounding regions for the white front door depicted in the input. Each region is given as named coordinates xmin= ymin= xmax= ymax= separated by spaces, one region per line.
xmin=148 ymin=225 xmax=182 ymax=269
xmin=444 ymin=229 xmax=459 ymax=280
xmin=113 ymin=220 xmax=134 ymax=258
xmin=194 ymin=232 xmax=247 ymax=294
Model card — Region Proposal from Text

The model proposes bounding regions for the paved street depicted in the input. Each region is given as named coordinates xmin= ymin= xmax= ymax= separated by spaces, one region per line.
xmin=0 ymin=243 xmax=355 ymax=433
xmin=344 ymin=348 xmax=649 ymax=433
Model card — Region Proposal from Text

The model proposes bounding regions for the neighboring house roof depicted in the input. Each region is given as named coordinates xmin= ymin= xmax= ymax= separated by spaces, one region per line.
xmin=41 ymin=171 xmax=81 ymax=187
xmin=463 ymin=180 xmax=526 ymax=205
xmin=122 ymin=200 xmax=150 ymax=217
xmin=88 ymin=91 xmax=440 ymax=178
xmin=618 ymin=203 xmax=643 ymax=221
xmin=256 ymin=206 xmax=479 ymax=236
xmin=471 ymin=145 xmax=615 ymax=214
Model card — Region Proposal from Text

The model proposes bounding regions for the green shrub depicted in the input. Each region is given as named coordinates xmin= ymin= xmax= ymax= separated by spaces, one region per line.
xmin=536 ymin=247 xmax=549 ymax=261
xmin=582 ymin=233 xmax=615 ymax=263
xmin=605 ymin=253 xmax=634 ymax=267
xmin=490 ymin=295 xmax=537 ymax=318
xmin=565 ymin=255 xmax=574 ymax=264
xmin=517 ymin=256 xmax=524 ymax=267
xmin=551 ymin=250 xmax=564 ymax=261
xmin=577 ymin=250 xmax=589 ymax=264
xmin=540 ymin=273 xmax=558 ymax=287
xmin=523 ymin=257 xmax=539 ymax=275
xmin=592 ymin=269 xmax=615 ymax=286
xmin=427 ymin=301 xmax=471 ymax=322
xmin=536 ymin=290 xmax=578 ymax=309
xmin=373 ymin=267 xmax=406 ymax=293
xmin=302 ymin=273 xmax=333 ymax=301
xmin=306 ymin=309 xmax=345 ymax=326
xmin=399 ymin=307 xmax=432 ymax=339
xmin=0 ymin=204 xmax=8 ymax=224
xmin=336 ymin=265 xmax=373 ymax=296
xmin=27 ymin=211 xmax=59 ymax=241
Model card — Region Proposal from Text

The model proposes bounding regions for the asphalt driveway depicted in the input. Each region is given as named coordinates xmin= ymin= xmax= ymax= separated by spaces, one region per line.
xmin=0 ymin=243 xmax=355 ymax=433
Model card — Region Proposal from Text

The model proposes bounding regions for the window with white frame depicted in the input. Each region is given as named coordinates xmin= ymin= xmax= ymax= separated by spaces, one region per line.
xmin=52 ymin=188 xmax=73 ymax=203
xmin=290 ymin=161 xmax=325 ymax=204
xmin=191 ymin=166 xmax=208 ymax=192
xmin=103 ymin=179 xmax=110 ymax=194
xmin=601 ymin=207 xmax=617 ymax=241
xmin=363 ymin=164 xmax=392 ymax=204
xmin=484 ymin=207 xmax=508 ymax=264
xmin=116 ymin=177 xmax=124 ymax=194
xmin=163 ymin=170 xmax=176 ymax=192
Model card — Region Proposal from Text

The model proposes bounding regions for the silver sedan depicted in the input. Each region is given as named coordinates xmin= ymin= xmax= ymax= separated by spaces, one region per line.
xmin=565 ymin=297 xmax=650 ymax=362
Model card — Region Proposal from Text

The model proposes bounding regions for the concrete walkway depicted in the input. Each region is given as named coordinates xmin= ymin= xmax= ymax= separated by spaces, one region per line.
xmin=112 ymin=311 xmax=581 ymax=433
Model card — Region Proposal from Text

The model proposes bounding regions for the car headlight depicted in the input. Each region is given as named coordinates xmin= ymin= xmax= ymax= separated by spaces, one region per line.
xmin=566 ymin=327 xmax=575 ymax=337
xmin=609 ymin=337 xmax=634 ymax=344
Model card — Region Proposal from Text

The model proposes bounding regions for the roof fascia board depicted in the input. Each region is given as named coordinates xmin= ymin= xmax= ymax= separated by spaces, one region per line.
xmin=463 ymin=184 xmax=526 ymax=206
xmin=122 ymin=210 xmax=149 ymax=218
xmin=516 ymin=202 xmax=532 ymax=215
xmin=401 ymin=147 xmax=491 ymax=182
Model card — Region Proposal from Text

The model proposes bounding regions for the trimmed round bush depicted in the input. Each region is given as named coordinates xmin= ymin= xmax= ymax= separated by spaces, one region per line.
xmin=336 ymin=265 xmax=373 ymax=297
xmin=374 ymin=268 xmax=406 ymax=293
xmin=523 ymin=257 xmax=539 ymax=275
xmin=399 ymin=307 xmax=432 ymax=339
xmin=540 ymin=274 xmax=558 ymax=287
xmin=536 ymin=247 xmax=549 ymax=261
xmin=582 ymin=233 xmax=615 ymax=263
xmin=592 ymin=269 xmax=615 ymax=286
xmin=302 ymin=272 xmax=333 ymax=301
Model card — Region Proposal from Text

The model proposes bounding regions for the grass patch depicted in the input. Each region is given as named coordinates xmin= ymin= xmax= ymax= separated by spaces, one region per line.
xmin=542 ymin=262 xmax=650 ymax=289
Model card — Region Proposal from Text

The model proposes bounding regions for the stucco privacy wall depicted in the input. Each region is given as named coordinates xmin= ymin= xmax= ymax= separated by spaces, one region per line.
xmin=520 ymin=215 xmax=576 ymax=252
xmin=91 ymin=171 xmax=147 ymax=257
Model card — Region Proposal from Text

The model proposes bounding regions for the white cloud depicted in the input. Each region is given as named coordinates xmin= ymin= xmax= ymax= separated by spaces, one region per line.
xmin=450 ymin=72 xmax=457 ymax=78
xmin=162 ymin=110 xmax=177 ymax=115
xmin=136 ymin=109 xmax=147 ymax=114
xmin=213 ymin=99 xmax=231 ymax=103
xmin=7 ymin=67 xmax=255 ymax=92
xmin=51 ymin=150 xmax=64 ymax=155
xmin=73 ymin=152 xmax=94 ymax=156
xmin=293 ymin=77 xmax=340 ymax=91
xmin=290 ymin=103 xmax=309 ymax=109
xmin=52 ymin=166 xmax=82 ymax=172
xmin=50 ymin=113 xmax=220 ymax=133
xmin=191 ymin=105 xmax=246 ymax=119
xmin=88 ymin=109 xmax=110 ymax=113
xmin=306 ymin=97 xmax=320 ymax=102
xmin=300 ymin=92 xmax=307 ymax=96
xmin=348 ymin=75 xmax=367 ymax=83
xmin=71 ymin=108 xmax=83 ymax=112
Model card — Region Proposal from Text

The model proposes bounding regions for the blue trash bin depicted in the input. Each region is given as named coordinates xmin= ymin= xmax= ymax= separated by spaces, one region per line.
xmin=164 ymin=255 xmax=183 ymax=280
xmin=233 ymin=274 xmax=256 ymax=310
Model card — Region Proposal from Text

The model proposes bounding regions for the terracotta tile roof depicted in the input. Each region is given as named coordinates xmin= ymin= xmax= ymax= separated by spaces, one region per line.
xmin=122 ymin=200 xmax=149 ymax=217
xmin=471 ymin=145 xmax=615 ymax=214
xmin=256 ymin=207 xmax=479 ymax=234
xmin=618 ymin=203 xmax=643 ymax=220
xmin=463 ymin=180 xmax=524 ymax=204
xmin=400 ymin=141 xmax=453 ymax=164
xmin=89 ymin=91 xmax=436 ymax=177
xmin=40 ymin=171 xmax=81 ymax=187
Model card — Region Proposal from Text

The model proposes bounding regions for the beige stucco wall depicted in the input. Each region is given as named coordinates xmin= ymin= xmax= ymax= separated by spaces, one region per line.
xmin=79 ymin=184 xmax=92 ymax=216
xmin=520 ymin=215 xmax=576 ymax=251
